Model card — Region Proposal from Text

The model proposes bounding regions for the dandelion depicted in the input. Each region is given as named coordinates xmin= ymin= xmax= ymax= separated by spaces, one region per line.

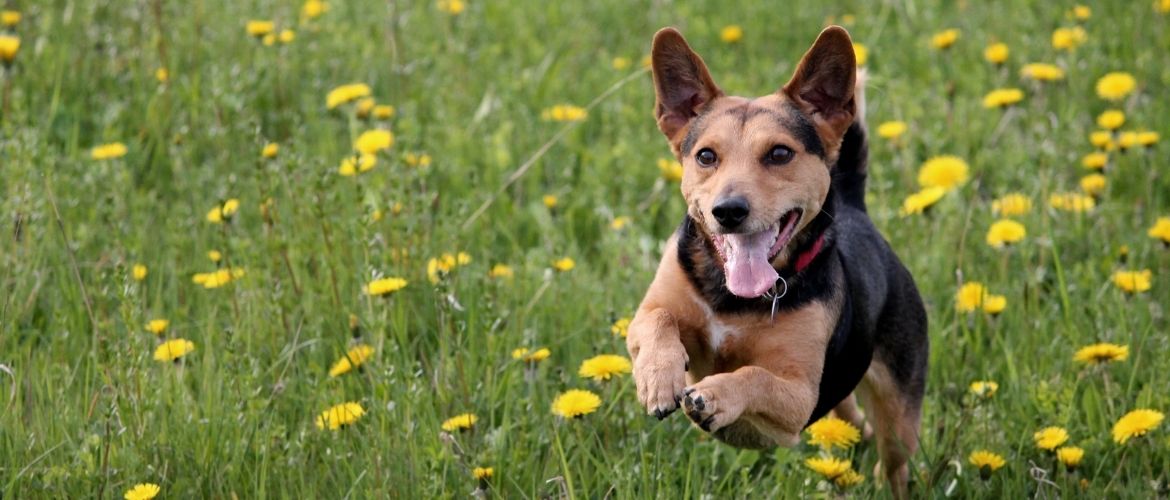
xmin=991 ymin=193 xmax=1031 ymax=216
xmin=1020 ymin=63 xmax=1065 ymax=82
xmin=1051 ymin=27 xmax=1087 ymax=50
xmin=917 ymin=155 xmax=969 ymax=191
xmin=1033 ymin=426 xmax=1070 ymax=451
xmin=969 ymin=450 xmax=1006 ymax=479
xmin=246 ymin=20 xmax=275 ymax=38
xmin=658 ymin=158 xmax=683 ymax=182
xmin=1110 ymin=269 xmax=1152 ymax=293
xmin=132 ymin=264 xmax=148 ymax=281
xmin=1116 ymin=131 xmax=1140 ymax=151
xmin=930 ymin=29 xmax=960 ymax=50
xmin=404 ymin=152 xmax=431 ymax=167
xmin=983 ymin=43 xmax=1009 ymax=64
xmin=1082 ymin=152 xmax=1108 ymax=170
xmin=153 ymin=339 xmax=195 ymax=362
xmin=1136 ymin=131 xmax=1160 ymax=147
xmin=542 ymin=194 xmax=559 ymax=208
xmin=0 ymin=35 xmax=18 ymax=64
xmin=611 ymin=317 xmax=631 ymax=337
xmin=835 ymin=469 xmax=864 ymax=488
xmin=365 ymin=277 xmax=408 ymax=296
xmin=1112 ymin=409 xmax=1164 ymax=444
xmin=982 ymin=295 xmax=1006 ymax=315
xmin=806 ymin=416 xmax=862 ymax=450
xmin=1148 ymin=217 xmax=1170 ymax=244
xmin=612 ymin=57 xmax=631 ymax=70
xmin=1089 ymin=131 xmax=1115 ymax=150
xmin=91 ymin=142 xmax=129 ymax=160
xmin=512 ymin=347 xmax=550 ymax=363
xmin=955 ymin=282 xmax=990 ymax=313
xmin=302 ymin=0 xmax=329 ymax=19
xmin=355 ymin=129 xmax=394 ymax=155
xmin=970 ymin=380 xmax=999 ymax=398
xmin=805 ymin=457 xmax=852 ymax=479
xmin=489 ymin=264 xmax=514 ymax=279
xmin=541 ymin=104 xmax=587 ymax=122
xmin=197 ymin=268 xmax=244 ymax=289
xmin=278 ymin=29 xmax=295 ymax=43
xmin=315 ymin=402 xmax=365 ymax=430
xmin=611 ymin=216 xmax=631 ymax=230
xmin=262 ymin=143 xmax=279 ymax=159
xmin=1056 ymin=446 xmax=1084 ymax=470
xmin=440 ymin=413 xmax=477 ymax=432
xmin=551 ymin=389 xmax=602 ymax=418
xmin=124 ymin=483 xmax=161 ymax=500
xmin=437 ymin=0 xmax=465 ymax=15
xmin=877 ymin=121 xmax=907 ymax=141
xmin=1 ymin=10 xmax=20 ymax=27
xmin=986 ymin=220 xmax=1025 ymax=248
xmin=373 ymin=105 xmax=395 ymax=119
xmin=427 ymin=252 xmax=470 ymax=283
xmin=326 ymin=83 xmax=372 ymax=109
xmin=1161 ymin=0 xmax=1170 ymax=13
xmin=339 ymin=154 xmax=377 ymax=176
xmin=328 ymin=344 xmax=375 ymax=377
xmin=1079 ymin=174 xmax=1106 ymax=197
xmin=155 ymin=68 xmax=169 ymax=83
xmin=1096 ymin=72 xmax=1137 ymax=101
xmin=899 ymin=187 xmax=947 ymax=216
xmin=1048 ymin=192 xmax=1095 ymax=213
xmin=720 ymin=25 xmax=743 ymax=44
xmin=552 ymin=257 xmax=575 ymax=272
xmin=262 ymin=34 xmax=277 ymax=46
xmin=207 ymin=250 xmax=222 ymax=263
xmin=1097 ymin=110 xmax=1125 ymax=130
xmin=1071 ymin=5 xmax=1091 ymax=20
xmin=206 ymin=199 xmax=240 ymax=223
xmin=982 ymin=88 xmax=1024 ymax=108
xmin=1074 ymin=343 xmax=1129 ymax=364
xmin=473 ymin=466 xmax=493 ymax=481
xmin=852 ymin=43 xmax=868 ymax=65
xmin=578 ymin=354 xmax=632 ymax=381
xmin=145 ymin=319 xmax=169 ymax=335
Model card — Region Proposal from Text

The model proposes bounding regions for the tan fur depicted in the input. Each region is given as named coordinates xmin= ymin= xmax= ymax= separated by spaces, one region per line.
xmin=857 ymin=362 xmax=922 ymax=499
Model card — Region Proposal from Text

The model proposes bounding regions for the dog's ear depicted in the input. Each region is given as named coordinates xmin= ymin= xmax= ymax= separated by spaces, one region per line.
xmin=782 ymin=26 xmax=856 ymax=139
xmin=651 ymin=28 xmax=723 ymax=143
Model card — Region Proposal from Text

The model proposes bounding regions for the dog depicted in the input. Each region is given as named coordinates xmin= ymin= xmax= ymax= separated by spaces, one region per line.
xmin=626 ymin=26 xmax=928 ymax=496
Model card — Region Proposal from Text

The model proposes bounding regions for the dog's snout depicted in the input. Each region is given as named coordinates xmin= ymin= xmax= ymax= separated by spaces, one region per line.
xmin=712 ymin=197 xmax=750 ymax=229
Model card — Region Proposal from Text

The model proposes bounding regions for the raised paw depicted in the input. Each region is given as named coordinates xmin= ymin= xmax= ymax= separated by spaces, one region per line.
xmin=633 ymin=348 xmax=688 ymax=420
xmin=681 ymin=376 xmax=745 ymax=433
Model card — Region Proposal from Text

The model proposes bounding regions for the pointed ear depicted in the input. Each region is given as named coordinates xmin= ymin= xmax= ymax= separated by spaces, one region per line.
xmin=651 ymin=28 xmax=723 ymax=142
xmin=782 ymin=26 xmax=857 ymax=138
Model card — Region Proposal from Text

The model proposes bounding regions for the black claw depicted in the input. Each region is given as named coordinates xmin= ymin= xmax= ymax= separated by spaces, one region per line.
xmin=684 ymin=361 xmax=690 ymax=371
xmin=700 ymin=416 xmax=715 ymax=432
xmin=674 ymin=394 xmax=683 ymax=407
xmin=653 ymin=407 xmax=670 ymax=420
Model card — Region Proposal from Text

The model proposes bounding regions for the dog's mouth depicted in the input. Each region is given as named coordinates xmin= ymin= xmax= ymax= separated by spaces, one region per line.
xmin=711 ymin=208 xmax=803 ymax=299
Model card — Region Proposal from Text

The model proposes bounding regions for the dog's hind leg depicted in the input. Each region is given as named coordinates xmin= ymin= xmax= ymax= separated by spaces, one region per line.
xmin=831 ymin=392 xmax=873 ymax=440
xmin=857 ymin=361 xmax=922 ymax=500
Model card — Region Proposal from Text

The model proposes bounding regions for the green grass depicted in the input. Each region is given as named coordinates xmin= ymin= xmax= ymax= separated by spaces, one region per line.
xmin=2 ymin=0 xmax=1169 ymax=497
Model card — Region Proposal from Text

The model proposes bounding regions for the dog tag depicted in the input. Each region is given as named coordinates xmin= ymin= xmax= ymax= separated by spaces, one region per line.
xmin=769 ymin=276 xmax=788 ymax=324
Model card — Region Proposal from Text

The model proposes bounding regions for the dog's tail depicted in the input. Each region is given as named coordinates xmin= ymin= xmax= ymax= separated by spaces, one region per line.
xmin=833 ymin=68 xmax=869 ymax=212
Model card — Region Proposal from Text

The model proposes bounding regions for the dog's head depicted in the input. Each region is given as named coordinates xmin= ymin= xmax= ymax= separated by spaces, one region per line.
xmin=651 ymin=26 xmax=856 ymax=299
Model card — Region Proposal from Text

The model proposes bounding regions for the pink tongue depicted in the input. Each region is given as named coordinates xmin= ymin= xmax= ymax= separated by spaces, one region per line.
xmin=723 ymin=231 xmax=779 ymax=298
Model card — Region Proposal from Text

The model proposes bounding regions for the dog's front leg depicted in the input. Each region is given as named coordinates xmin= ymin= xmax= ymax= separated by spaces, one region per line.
xmin=627 ymin=308 xmax=689 ymax=419
xmin=681 ymin=366 xmax=817 ymax=446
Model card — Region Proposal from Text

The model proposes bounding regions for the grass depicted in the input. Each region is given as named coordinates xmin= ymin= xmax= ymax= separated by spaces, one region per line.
xmin=1 ymin=0 xmax=1168 ymax=497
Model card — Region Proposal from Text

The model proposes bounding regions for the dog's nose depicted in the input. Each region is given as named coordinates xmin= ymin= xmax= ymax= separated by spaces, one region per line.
xmin=712 ymin=197 xmax=750 ymax=229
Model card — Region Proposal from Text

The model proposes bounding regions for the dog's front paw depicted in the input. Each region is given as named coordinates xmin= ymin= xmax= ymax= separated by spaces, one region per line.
xmin=633 ymin=346 xmax=688 ymax=420
xmin=682 ymin=375 xmax=746 ymax=432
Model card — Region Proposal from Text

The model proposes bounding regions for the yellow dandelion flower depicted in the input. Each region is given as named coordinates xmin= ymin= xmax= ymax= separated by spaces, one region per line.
xmin=986 ymin=219 xmax=1026 ymax=248
xmin=899 ymin=186 xmax=947 ymax=216
xmin=852 ymin=43 xmax=868 ymax=65
xmin=365 ymin=277 xmax=407 ymax=296
xmin=835 ymin=469 xmax=865 ymax=488
xmin=1021 ymin=63 xmax=1065 ymax=82
xmin=132 ymin=264 xmax=148 ymax=281
xmin=328 ymin=344 xmax=375 ymax=377
xmin=542 ymin=194 xmax=558 ymax=208
xmin=1161 ymin=0 xmax=1170 ymax=14
xmin=1048 ymin=192 xmax=1095 ymax=213
xmin=124 ymin=483 xmax=161 ymax=500
xmin=968 ymin=450 xmax=1006 ymax=479
xmin=984 ymin=43 xmax=1009 ymax=64
xmin=1051 ymin=26 xmax=1087 ymax=50
xmin=1116 ymin=131 xmax=1141 ymax=150
xmin=551 ymin=389 xmax=602 ymax=418
xmin=1056 ymin=446 xmax=1084 ymax=469
xmin=155 ymin=68 xmax=169 ymax=83
xmin=0 ymin=35 xmax=19 ymax=64
xmin=489 ymin=264 xmax=514 ymax=279
xmin=441 ymin=413 xmax=478 ymax=432
xmin=1081 ymin=152 xmax=1108 ymax=170
xmin=1110 ymin=269 xmax=1152 ymax=293
xmin=930 ymin=29 xmax=960 ymax=50
xmin=991 ymin=193 xmax=1032 ymax=216
xmin=612 ymin=56 xmax=631 ymax=70
xmin=517 ymin=347 xmax=551 ymax=363
xmin=315 ymin=402 xmax=365 ymax=430
xmin=302 ymin=0 xmax=329 ymax=19
xmin=1071 ymin=5 xmax=1091 ymax=20
xmin=1097 ymin=110 xmax=1125 ymax=130
xmin=917 ymin=155 xmax=969 ymax=191
xmin=246 ymin=20 xmax=275 ymax=38
xmin=373 ymin=105 xmax=395 ymax=119
xmin=262 ymin=143 xmax=279 ymax=159
xmin=610 ymin=317 xmax=631 ymax=337
xmin=437 ymin=0 xmax=465 ymax=15
xmin=970 ymin=380 xmax=999 ymax=398
xmin=1074 ymin=342 xmax=1129 ymax=364
xmin=278 ymin=29 xmax=295 ymax=43
xmin=956 ymin=282 xmax=990 ymax=313
xmin=877 ymin=121 xmax=907 ymax=141
xmin=404 ymin=152 xmax=432 ymax=167
xmin=552 ymin=257 xmax=575 ymax=272
xmin=981 ymin=294 xmax=1007 ymax=314
xmin=354 ymin=98 xmax=376 ymax=119
xmin=262 ymin=33 xmax=277 ymax=46
xmin=1148 ymin=217 xmax=1170 ymax=244
xmin=658 ymin=158 xmax=684 ymax=182
xmin=207 ymin=250 xmax=222 ymax=263
xmin=199 ymin=268 xmax=245 ymax=289
xmin=1033 ymin=426 xmax=1070 ymax=451
xmin=1096 ymin=72 xmax=1137 ymax=101
xmin=326 ymin=83 xmax=372 ymax=109
xmin=1 ymin=10 xmax=20 ymax=27
xmin=1089 ymin=131 xmax=1115 ymax=150
xmin=578 ymin=354 xmax=632 ymax=382
xmin=221 ymin=199 xmax=239 ymax=217
xmin=1079 ymin=174 xmax=1106 ymax=197
xmin=473 ymin=467 xmax=493 ymax=480
xmin=339 ymin=154 xmax=378 ymax=176
xmin=1112 ymin=409 xmax=1163 ymax=444
xmin=91 ymin=142 xmax=129 ymax=160
xmin=153 ymin=338 xmax=195 ymax=362
xmin=355 ymin=129 xmax=394 ymax=155
xmin=145 ymin=319 xmax=169 ymax=335
xmin=982 ymin=88 xmax=1024 ymax=108
xmin=805 ymin=456 xmax=852 ymax=479
xmin=806 ymin=416 xmax=862 ymax=450
xmin=541 ymin=104 xmax=588 ymax=122
xmin=1136 ymin=131 xmax=1160 ymax=147
xmin=511 ymin=347 xmax=530 ymax=359
xmin=720 ymin=25 xmax=743 ymax=44
xmin=611 ymin=216 xmax=631 ymax=230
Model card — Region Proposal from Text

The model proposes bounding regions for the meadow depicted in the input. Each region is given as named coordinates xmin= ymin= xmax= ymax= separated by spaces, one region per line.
xmin=1 ymin=0 xmax=1169 ymax=497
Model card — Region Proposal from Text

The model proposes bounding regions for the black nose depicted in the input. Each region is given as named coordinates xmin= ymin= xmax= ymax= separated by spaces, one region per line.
xmin=712 ymin=197 xmax=750 ymax=229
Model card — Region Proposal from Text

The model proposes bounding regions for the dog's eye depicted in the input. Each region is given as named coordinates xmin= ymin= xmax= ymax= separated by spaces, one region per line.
xmin=765 ymin=145 xmax=795 ymax=165
xmin=695 ymin=148 xmax=718 ymax=167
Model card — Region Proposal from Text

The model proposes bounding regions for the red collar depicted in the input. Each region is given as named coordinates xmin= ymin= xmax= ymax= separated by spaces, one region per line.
xmin=793 ymin=234 xmax=826 ymax=274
